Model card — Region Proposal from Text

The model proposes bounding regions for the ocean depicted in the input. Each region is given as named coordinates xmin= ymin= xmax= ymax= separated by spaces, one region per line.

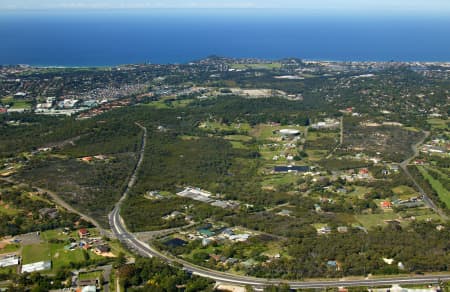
xmin=1 ymin=10 xmax=450 ymax=66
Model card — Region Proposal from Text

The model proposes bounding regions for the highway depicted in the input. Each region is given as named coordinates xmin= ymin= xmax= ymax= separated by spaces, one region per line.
xmin=109 ymin=124 xmax=450 ymax=289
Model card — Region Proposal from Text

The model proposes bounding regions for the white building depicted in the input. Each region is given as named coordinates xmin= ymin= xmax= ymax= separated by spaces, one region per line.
xmin=0 ymin=255 xmax=19 ymax=268
xmin=21 ymin=261 xmax=51 ymax=273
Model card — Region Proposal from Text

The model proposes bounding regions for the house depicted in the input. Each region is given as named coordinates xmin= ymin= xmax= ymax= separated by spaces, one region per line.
xmin=358 ymin=168 xmax=369 ymax=175
xmin=14 ymin=92 xmax=27 ymax=98
xmin=221 ymin=228 xmax=234 ymax=237
xmin=202 ymin=238 xmax=213 ymax=247
xmin=81 ymin=156 xmax=94 ymax=162
xmin=317 ymin=226 xmax=331 ymax=234
xmin=0 ymin=255 xmax=19 ymax=268
xmin=162 ymin=211 xmax=183 ymax=220
xmin=65 ymin=242 xmax=78 ymax=250
xmin=78 ymin=228 xmax=90 ymax=238
xmin=94 ymin=245 xmax=111 ymax=254
xmin=380 ymin=201 xmax=392 ymax=209
xmin=38 ymin=208 xmax=58 ymax=219
xmin=82 ymin=100 xmax=98 ymax=108
xmin=277 ymin=209 xmax=293 ymax=217
xmin=337 ymin=226 xmax=348 ymax=233
xmin=314 ymin=204 xmax=322 ymax=212
xmin=209 ymin=254 xmax=221 ymax=262
xmin=225 ymin=258 xmax=239 ymax=265
xmin=21 ymin=261 xmax=51 ymax=273
xmin=327 ymin=260 xmax=341 ymax=271
xmin=229 ymin=234 xmax=250 ymax=242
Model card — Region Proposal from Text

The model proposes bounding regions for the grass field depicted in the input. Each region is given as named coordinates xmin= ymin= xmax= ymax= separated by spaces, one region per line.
xmin=262 ymin=173 xmax=299 ymax=188
xmin=417 ymin=166 xmax=450 ymax=208
xmin=355 ymin=212 xmax=400 ymax=229
xmin=230 ymin=63 xmax=282 ymax=70
xmin=392 ymin=185 xmax=419 ymax=199
xmin=229 ymin=141 xmax=248 ymax=149
xmin=427 ymin=118 xmax=449 ymax=130
xmin=22 ymin=229 xmax=108 ymax=271
xmin=347 ymin=186 xmax=372 ymax=199
xmin=10 ymin=100 xmax=32 ymax=109
xmin=22 ymin=243 xmax=51 ymax=264
xmin=224 ymin=135 xmax=253 ymax=142
xmin=305 ymin=150 xmax=328 ymax=161
xmin=0 ymin=203 xmax=21 ymax=216
xmin=0 ymin=96 xmax=13 ymax=103
xmin=250 ymin=124 xmax=305 ymax=140
xmin=51 ymin=247 xmax=103 ymax=271
xmin=0 ymin=243 xmax=20 ymax=255
xmin=1 ymin=97 xmax=32 ymax=109
xmin=79 ymin=270 xmax=102 ymax=280
xmin=200 ymin=121 xmax=252 ymax=133
xmin=306 ymin=131 xmax=338 ymax=141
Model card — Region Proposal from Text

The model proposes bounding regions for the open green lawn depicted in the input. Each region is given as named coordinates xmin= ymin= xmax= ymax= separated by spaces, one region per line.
xmin=355 ymin=212 xmax=400 ymax=229
xmin=0 ymin=96 xmax=32 ymax=109
xmin=230 ymin=63 xmax=282 ymax=70
xmin=355 ymin=207 xmax=442 ymax=229
xmin=21 ymin=229 xmax=107 ymax=271
xmin=392 ymin=185 xmax=419 ymax=198
xmin=22 ymin=243 xmax=51 ymax=264
xmin=0 ymin=204 xmax=21 ymax=216
xmin=171 ymin=99 xmax=194 ymax=108
xmin=403 ymin=126 xmax=421 ymax=132
xmin=334 ymin=213 xmax=358 ymax=224
xmin=224 ymin=135 xmax=253 ymax=142
xmin=401 ymin=208 xmax=443 ymax=222
xmin=0 ymin=96 xmax=13 ymax=103
xmin=347 ymin=186 xmax=372 ymax=199
xmin=229 ymin=141 xmax=248 ymax=149
xmin=306 ymin=131 xmax=338 ymax=141
xmin=79 ymin=270 xmax=102 ymax=280
xmin=305 ymin=150 xmax=328 ymax=161
xmin=11 ymin=100 xmax=32 ymax=109
xmin=261 ymin=173 xmax=299 ymax=187
xmin=23 ymin=242 xmax=104 ymax=270
xmin=427 ymin=118 xmax=449 ymax=130
xmin=200 ymin=121 xmax=251 ymax=134
xmin=0 ymin=243 xmax=20 ymax=255
xmin=180 ymin=135 xmax=200 ymax=141
xmin=51 ymin=246 xmax=103 ymax=271
xmin=142 ymin=101 xmax=169 ymax=109
xmin=417 ymin=166 xmax=450 ymax=208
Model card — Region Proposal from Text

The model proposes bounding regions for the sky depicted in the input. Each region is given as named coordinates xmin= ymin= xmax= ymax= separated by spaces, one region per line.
xmin=1 ymin=0 xmax=450 ymax=14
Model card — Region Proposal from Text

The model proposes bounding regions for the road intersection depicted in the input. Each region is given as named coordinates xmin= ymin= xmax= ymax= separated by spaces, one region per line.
xmin=109 ymin=124 xmax=450 ymax=289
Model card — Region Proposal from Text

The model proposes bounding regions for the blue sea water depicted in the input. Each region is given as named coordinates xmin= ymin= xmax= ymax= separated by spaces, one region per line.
xmin=1 ymin=10 xmax=450 ymax=66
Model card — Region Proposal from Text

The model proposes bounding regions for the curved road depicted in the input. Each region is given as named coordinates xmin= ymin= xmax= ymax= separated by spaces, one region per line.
xmin=399 ymin=131 xmax=447 ymax=220
xmin=109 ymin=124 xmax=450 ymax=289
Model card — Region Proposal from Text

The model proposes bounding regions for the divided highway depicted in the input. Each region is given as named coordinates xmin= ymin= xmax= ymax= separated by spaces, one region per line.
xmin=109 ymin=124 xmax=450 ymax=289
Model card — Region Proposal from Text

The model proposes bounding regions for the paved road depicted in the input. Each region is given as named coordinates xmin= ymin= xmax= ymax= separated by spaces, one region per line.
xmin=326 ymin=116 xmax=344 ymax=159
xmin=399 ymin=131 xmax=447 ymax=220
xmin=108 ymin=124 xmax=450 ymax=289
xmin=0 ymin=177 xmax=112 ymax=237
